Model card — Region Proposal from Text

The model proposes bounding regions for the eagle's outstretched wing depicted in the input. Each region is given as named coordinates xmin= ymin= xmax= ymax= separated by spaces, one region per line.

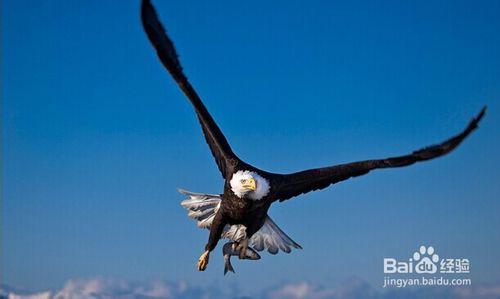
xmin=272 ymin=107 xmax=486 ymax=202
xmin=142 ymin=0 xmax=241 ymax=179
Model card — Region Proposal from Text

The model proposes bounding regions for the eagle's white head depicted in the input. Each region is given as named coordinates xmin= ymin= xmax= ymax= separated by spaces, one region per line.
xmin=230 ymin=170 xmax=270 ymax=200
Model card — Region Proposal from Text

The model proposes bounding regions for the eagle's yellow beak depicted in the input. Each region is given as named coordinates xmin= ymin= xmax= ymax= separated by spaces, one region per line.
xmin=242 ymin=178 xmax=257 ymax=191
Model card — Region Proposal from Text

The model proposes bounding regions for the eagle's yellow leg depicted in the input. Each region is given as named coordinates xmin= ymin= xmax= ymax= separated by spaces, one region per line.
xmin=197 ymin=250 xmax=210 ymax=271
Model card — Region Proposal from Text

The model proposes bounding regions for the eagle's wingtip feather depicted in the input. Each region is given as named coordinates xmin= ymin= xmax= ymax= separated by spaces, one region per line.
xmin=476 ymin=105 xmax=487 ymax=123
xmin=465 ymin=106 xmax=487 ymax=134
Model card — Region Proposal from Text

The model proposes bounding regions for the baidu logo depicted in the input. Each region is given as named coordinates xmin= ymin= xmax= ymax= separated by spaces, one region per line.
xmin=382 ymin=245 xmax=471 ymax=288
xmin=383 ymin=245 xmax=469 ymax=275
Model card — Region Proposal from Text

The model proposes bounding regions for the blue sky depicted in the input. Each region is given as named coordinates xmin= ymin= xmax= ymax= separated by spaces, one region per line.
xmin=2 ymin=0 xmax=500 ymax=295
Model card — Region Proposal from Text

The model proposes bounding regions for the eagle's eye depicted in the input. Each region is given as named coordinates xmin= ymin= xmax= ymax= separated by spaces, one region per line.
xmin=240 ymin=179 xmax=246 ymax=184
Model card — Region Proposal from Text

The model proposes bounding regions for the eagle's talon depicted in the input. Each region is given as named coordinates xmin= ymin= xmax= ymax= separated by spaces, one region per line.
xmin=197 ymin=250 xmax=209 ymax=271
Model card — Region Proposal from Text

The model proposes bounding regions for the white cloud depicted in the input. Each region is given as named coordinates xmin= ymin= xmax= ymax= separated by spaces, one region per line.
xmin=7 ymin=292 xmax=52 ymax=299
xmin=3 ymin=277 xmax=500 ymax=299
xmin=263 ymin=278 xmax=500 ymax=299
xmin=263 ymin=278 xmax=374 ymax=299
xmin=2 ymin=279 xmax=200 ymax=299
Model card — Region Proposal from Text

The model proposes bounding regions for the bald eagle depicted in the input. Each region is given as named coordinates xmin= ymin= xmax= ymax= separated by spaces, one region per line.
xmin=141 ymin=0 xmax=486 ymax=273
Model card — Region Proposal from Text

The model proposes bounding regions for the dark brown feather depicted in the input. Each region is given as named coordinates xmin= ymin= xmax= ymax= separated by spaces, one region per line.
xmin=271 ymin=107 xmax=486 ymax=202
xmin=141 ymin=0 xmax=241 ymax=179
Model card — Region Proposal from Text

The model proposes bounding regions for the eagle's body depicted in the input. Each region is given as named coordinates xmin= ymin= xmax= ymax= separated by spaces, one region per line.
xmin=219 ymin=191 xmax=269 ymax=230
xmin=141 ymin=0 xmax=486 ymax=273
xmin=215 ymin=193 xmax=269 ymax=245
